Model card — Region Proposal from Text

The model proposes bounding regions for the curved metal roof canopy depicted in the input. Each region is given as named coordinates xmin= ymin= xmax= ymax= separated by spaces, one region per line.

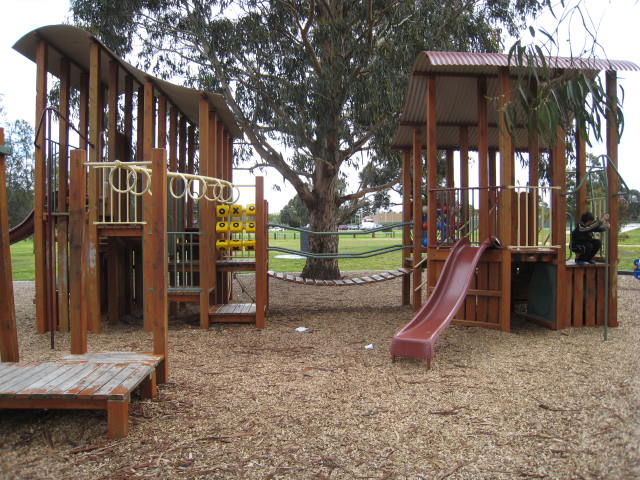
xmin=13 ymin=24 xmax=242 ymax=138
xmin=392 ymin=51 xmax=640 ymax=151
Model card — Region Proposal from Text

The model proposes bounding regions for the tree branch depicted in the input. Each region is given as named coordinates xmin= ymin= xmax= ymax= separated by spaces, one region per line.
xmin=339 ymin=175 xmax=401 ymax=204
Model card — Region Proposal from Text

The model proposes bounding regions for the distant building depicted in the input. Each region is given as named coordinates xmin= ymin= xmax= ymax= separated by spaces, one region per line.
xmin=372 ymin=212 xmax=402 ymax=225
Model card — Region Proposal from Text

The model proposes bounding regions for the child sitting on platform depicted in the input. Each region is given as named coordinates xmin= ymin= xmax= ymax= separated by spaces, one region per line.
xmin=570 ymin=212 xmax=610 ymax=265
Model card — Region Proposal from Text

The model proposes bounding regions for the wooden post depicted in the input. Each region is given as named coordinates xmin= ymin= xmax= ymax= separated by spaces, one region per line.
xmin=445 ymin=150 xmax=454 ymax=188
xmin=107 ymin=398 xmax=129 ymax=439
xmin=142 ymin=81 xmax=155 ymax=332
xmin=209 ymin=113 xmax=220 ymax=301
xmin=552 ymin=125 xmax=569 ymax=329
xmin=214 ymin=120 xmax=225 ymax=303
xmin=57 ymin=57 xmax=71 ymax=332
xmin=0 ymin=128 xmax=19 ymax=362
xmin=186 ymin=124 xmax=195 ymax=229
xmin=477 ymin=77 xmax=489 ymax=241
xmin=575 ymin=125 xmax=587 ymax=220
xmin=488 ymin=149 xmax=497 ymax=237
xmin=69 ymin=149 xmax=88 ymax=354
xmin=401 ymin=150 xmax=411 ymax=306
xmin=157 ymin=97 xmax=167 ymax=150
xmin=497 ymin=67 xmax=513 ymax=332
xmin=169 ymin=105 xmax=178 ymax=234
xmin=498 ymin=67 xmax=513 ymax=246
xmin=459 ymin=127 xmax=469 ymax=238
xmin=178 ymin=116 xmax=187 ymax=230
xmin=87 ymin=41 xmax=102 ymax=333
xmin=198 ymin=98 xmax=211 ymax=329
xmin=148 ymin=148 xmax=169 ymax=383
xmin=528 ymin=104 xmax=540 ymax=245
xmin=106 ymin=61 xmax=121 ymax=327
xmin=79 ymin=73 xmax=89 ymax=150
xmin=425 ymin=75 xmax=438 ymax=295
xmin=411 ymin=127 xmax=423 ymax=312
xmin=255 ymin=176 xmax=266 ymax=328
xmin=34 ymin=39 xmax=48 ymax=334
xmin=108 ymin=61 xmax=119 ymax=164
xmin=606 ymin=70 xmax=619 ymax=328
xmin=136 ymin=86 xmax=144 ymax=162
xmin=124 ymin=75 xmax=134 ymax=160
xmin=168 ymin=106 xmax=178 ymax=316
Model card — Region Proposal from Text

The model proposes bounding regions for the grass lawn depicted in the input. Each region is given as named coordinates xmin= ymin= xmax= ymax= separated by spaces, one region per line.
xmin=268 ymin=230 xmax=405 ymax=273
xmin=9 ymin=238 xmax=35 ymax=281
xmin=8 ymin=228 xmax=640 ymax=281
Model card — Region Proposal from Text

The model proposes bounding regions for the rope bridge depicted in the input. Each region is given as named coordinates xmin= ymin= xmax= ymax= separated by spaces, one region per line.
xmin=266 ymin=222 xmax=412 ymax=285
xmin=267 ymin=268 xmax=410 ymax=286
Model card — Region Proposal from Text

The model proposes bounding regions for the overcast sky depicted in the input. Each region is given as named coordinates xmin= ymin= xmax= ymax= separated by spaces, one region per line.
xmin=0 ymin=0 xmax=638 ymax=213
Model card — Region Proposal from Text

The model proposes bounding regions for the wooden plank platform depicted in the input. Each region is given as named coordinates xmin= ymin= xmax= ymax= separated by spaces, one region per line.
xmin=209 ymin=303 xmax=257 ymax=323
xmin=0 ymin=352 xmax=162 ymax=439
xmin=168 ymin=288 xmax=201 ymax=303
xmin=97 ymin=224 xmax=143 ymax=238
xmin=216 ymin=259 xmax=257 ymax=272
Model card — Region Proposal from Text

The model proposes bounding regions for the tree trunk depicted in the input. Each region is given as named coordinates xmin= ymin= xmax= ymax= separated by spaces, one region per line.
xmin=301 ymin=164 xmax=341 ymax=280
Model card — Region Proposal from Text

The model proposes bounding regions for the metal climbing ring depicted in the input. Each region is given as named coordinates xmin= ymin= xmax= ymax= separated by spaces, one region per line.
xmin=168 ymin=173 xmax=189 ymax=199
xmin=108 ymin=161 xmax=150 ymax=196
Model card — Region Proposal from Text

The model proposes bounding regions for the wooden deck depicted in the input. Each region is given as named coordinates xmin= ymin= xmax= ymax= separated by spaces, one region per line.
xmin=0 ymin=352 xmax=162 ymax=438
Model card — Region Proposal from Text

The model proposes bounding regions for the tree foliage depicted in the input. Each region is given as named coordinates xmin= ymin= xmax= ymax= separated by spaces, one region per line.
xmin=71 ymin=0 xmax=541 ymax=278
xmin=280 ymin=194 xmax=309 ymax=228
xmin=506 ymin=0 xmax=625 ymax=147
xmin=2 ymin=118 xmax=35 ymax=228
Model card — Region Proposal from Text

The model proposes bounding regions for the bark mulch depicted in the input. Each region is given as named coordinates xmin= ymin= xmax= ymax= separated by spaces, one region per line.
xmin=1 ymin=274 xmax=639 ymax=479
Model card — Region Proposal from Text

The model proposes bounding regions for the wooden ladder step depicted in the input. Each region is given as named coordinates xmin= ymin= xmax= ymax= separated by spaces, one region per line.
xmin=209 ymin=303 xmax=257 ymax=323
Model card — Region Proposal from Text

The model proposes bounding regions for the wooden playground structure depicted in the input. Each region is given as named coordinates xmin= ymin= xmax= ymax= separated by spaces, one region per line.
xmin=12 ymin=24 xmax=268 ymax=334
xmin=394 ymin=51 xmax=639 ymax=332
xmin=0 ymin=25 xmax=268 ymax=438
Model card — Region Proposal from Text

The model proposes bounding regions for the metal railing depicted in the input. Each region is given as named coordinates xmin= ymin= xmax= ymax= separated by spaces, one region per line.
xmin=431 ymin=186 xmax=500 ymax=246
xmin=168 ymin=231 xmax=200 ymax=292
xmin=86 ymin=160 xmax=237 ymax=225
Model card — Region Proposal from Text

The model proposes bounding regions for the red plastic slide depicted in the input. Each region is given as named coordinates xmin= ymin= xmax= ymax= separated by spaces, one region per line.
xmin=390 ymin=236 xmax=499 ymax=369
xmin=9 ymin=209 xmax=34 ymax=244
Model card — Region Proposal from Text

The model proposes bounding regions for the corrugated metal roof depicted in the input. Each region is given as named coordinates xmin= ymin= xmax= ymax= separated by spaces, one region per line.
xmin=419 ymin=51 xmax=640 ymax=73
xmin=392 ymin=51 xmax=640 ymax=150
xmin=13 ymin=25 xmax=242 ymax=138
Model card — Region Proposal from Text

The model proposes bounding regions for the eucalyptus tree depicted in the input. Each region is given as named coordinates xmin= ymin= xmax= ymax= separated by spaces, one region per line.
xmin=71 ymin=0 xmax=541 ymax=278
xmin=2 ymin=119 xmax=35 ymax=228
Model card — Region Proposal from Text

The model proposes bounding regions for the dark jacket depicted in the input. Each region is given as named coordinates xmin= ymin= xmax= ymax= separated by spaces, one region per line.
xmin=570 ymin=219 xmax=606 ymax=252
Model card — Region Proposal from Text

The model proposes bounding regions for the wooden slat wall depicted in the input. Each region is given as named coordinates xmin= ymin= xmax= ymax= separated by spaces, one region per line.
xmin=567 ymin=266 xmax=606 ymax=327
xmin=426 ymin=250 xmax=503 ymax=329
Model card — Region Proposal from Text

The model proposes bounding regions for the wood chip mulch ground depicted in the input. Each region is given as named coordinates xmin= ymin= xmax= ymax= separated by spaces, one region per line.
xmin=1 ymin=273 xmax=639 ymax=479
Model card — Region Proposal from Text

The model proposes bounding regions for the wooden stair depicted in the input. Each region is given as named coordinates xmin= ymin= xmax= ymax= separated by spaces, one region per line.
xmin=209 ymin=303 xmax=257 ymax=323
